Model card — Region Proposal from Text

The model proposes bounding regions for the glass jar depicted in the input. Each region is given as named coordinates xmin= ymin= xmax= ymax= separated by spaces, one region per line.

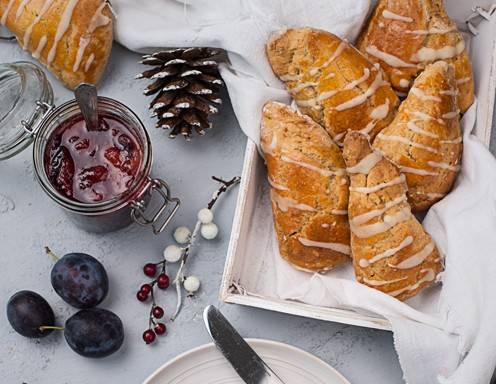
xmin=0 ymin=61 xmax=179 ymax=233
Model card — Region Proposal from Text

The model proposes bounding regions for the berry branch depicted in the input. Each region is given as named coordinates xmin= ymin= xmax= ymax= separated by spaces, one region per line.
xmin=136 ymin=176 xmax=240 ymax=344
xmin=171 ymin=176 xmax=240 ymax=320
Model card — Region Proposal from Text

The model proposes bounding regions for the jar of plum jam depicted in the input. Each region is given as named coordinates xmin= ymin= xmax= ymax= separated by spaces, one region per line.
xmin=0 ymin=62 xmax=179 ymax=233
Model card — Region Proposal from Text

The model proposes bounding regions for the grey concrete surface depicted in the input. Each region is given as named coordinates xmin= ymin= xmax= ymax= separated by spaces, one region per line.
xmin=0 ymin=42 xmax=493 ymax=384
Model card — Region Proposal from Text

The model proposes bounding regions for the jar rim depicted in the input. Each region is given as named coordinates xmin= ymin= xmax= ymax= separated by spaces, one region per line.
xmin=33 ymin=96 xmax=153 ymax=214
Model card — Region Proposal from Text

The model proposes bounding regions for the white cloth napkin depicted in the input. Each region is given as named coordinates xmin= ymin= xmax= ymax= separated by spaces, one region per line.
xmin=112 ymin=1 xmax=496 ymax=383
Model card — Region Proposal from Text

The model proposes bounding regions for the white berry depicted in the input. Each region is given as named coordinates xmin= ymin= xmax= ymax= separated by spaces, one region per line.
xmin=183 ymin=276 xmax=201 ymax=293
xmin=197 ymin=208 xmax=214 ymax=224
xmin=163 ymin=245 xmax=183 ymax=263
xmin=174 ymin=226 xmax=191 ymax=244
xmin=201 ymin=222 xmax=218 ymax=240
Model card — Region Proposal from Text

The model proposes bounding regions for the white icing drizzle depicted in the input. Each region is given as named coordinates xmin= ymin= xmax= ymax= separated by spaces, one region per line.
xmin=389 ymin=268 xmax=436 ymax=297
xmin=350 ymin=174 xmax=406 ymax=194
xmin=400 ymin=166 xmax=439 ymax=176
xmin=32 ymin=35 xmax=48 ymax=59
xmin=389 ymin=242 xmax=435 ymax=269
xmin=365 ymin=45 xmax=416 ymax=68
xmin=350 ymin=206 xmax=411 ymax=238
xmin=297 ymin=68 xmax=372 ymax=106
xmin=47 ymin=0 xmax=79 ymax=66
xmin=410 ymin=87 xmax=442 ymax=102
xmin=376 ymin=133 xmax=438 ymax=153
xmin=321 ymin=223 xmax=330 ymax=228
xmin=268 ymin=177 xmax=289 ymax=191
xmin=427 ymin=161 xmax=460 ymax=172
xmin=331 ymin=209 xmax=348 ymax=215
xmin=280 ymin=73 xmax=302 ymax=82
xmin=333 ymin=131 xmax=347 ymax=143
xmin=359 ymin=236 xmax=413 ymax=267
xmin=1 ymin=0 xmax=16 ymax=25
xmin=84 ymin=53 xmax=95 ymax=72
xmin=370 ymin=98 xmax=390 ymax=120
xmin=298 ymin=238 xmax=351 ymax=255
xmin=382 ymin=9 xmax=413 ymax=22
xmin=334 ymin=72 xmax=388 ymax=111
xmin=411 ymin=40 xmax=465 ymax=62
xmin=442 ymin=110 xmax=460 ymax=119
xmin=412 ymin=191 xmax=445 ymax=199
xmin=290 ymin=81 xmax=318 ymax=93
xmin=261 ymin=134 xmax=277 ymax=156
xmin=309 ymin=41 xmax=347 ymax=76
xmin=440 ymin=137 xmax=462 ymax=144
xmin=73 ymin=2 xmax=111 ymax=72
xmin=407 ymin=110 xmax=445 ymax=125
xmin=297 ymin=98 xmax=320 ymax=108
xmin=405 ymin=27 xmax=456 ymax=35
xmin=440 ymin=89 xmax=459 ymax=96
xmin=359 ymin=97 xmax=391 ymax=137
xmin=361 ymin=276 xmax=408 ymax=286
xmin=351 ymin=195 xmax=407 ymax=226
xmin=456 ymin=77 xmax=471 ymax=85
xmin=399 ymin=79 xmax=410 ymax=88
xmin=406 ymin=121 xmax=439 ymax=138
xmin=23 ymin=0 xmax=54 ymax=49
xmin=271 ymin=190 xmax=316 ymax=212
xmin=280 ymin=155 xmax=346 ymax=176
xmin=346 ymin=151 xmax=382 ymax=174
xmin=15 ymin=0 xmax=31 ymax=20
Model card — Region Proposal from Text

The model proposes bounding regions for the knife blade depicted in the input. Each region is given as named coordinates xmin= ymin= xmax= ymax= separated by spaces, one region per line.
xmin=203 ymin=305 xmax=286 ymax=384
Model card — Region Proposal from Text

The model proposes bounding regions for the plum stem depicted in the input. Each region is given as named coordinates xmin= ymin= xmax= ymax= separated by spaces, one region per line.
xmin=39 ymin=325 xmax=64 ymax=332
xmin=44 ymin=246 xmax=59 ymax=262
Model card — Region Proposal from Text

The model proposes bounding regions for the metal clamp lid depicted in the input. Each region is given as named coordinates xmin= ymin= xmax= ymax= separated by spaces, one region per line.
xmin=131 ymin=178 xmax=180 ymax=235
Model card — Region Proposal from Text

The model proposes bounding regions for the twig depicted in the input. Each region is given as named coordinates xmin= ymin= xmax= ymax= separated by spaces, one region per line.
xmin=170 ymin=176 xmax=240 ymax=320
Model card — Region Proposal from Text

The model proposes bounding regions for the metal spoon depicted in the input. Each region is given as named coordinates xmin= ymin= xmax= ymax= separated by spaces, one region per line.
xmin=75 ymin=83 xmax=99 ymax=131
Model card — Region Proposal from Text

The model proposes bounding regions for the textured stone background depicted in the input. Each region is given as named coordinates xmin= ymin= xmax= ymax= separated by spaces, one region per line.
xmin=0 ymin=42 xmax=494 ymax=384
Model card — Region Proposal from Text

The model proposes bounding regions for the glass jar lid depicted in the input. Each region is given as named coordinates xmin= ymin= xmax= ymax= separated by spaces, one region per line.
xmin=0 ymin=61 xmax=53 ymax=160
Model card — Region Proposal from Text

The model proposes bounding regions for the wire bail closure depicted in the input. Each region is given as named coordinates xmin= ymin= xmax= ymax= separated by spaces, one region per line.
xmin=131 ymin=178 xmax=180 ymax=234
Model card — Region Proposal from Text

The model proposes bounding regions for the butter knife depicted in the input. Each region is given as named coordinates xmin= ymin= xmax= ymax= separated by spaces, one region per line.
xmin=203 ymin=305 xmax=286 ymax=384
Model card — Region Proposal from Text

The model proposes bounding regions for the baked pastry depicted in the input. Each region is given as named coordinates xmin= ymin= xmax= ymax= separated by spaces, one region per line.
xmin=261 ymin=101 xmax=350 ymax=272
xmin=0 ymin=0 xmax=113 ymax=89
xmin=266 ymin=28 xmax=399 ymax=144
xmin=343 ymin=131 xmax=443 ymax=301
xmin=357 ymin=0 xmax=474 ymax=113
xmin=373 ymin=61 xmax=462 ymax=211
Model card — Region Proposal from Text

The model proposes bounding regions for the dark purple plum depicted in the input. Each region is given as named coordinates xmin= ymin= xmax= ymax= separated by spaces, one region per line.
xmin=64 ymin=308 xmax=124 ymax=358
xmin=51 ymin=253 xmax=108 ymax=309
xmin=7 ymin=291 xmax=56 ymax=338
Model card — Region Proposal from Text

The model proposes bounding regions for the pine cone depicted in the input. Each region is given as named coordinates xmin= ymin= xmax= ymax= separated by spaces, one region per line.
xmin=137 ymin=48 xmax=224 ymax=140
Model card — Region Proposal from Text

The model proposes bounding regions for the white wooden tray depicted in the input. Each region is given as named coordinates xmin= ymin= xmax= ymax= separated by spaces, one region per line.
xmin=220 ymin=2 xmax=496 ymax=331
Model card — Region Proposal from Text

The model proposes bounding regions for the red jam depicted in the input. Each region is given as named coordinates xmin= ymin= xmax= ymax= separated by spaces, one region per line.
xmin=45 ymin=114 xmax=142 ymax=203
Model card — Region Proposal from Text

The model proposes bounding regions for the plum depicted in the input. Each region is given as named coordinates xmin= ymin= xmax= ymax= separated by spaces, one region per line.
xmin=7 ymin=291 xmax=56 ymax=338
xmin=51 ymin=253 xmax=108 ymax=309
xmin=64 ymin=308 xmax=124 ymax=358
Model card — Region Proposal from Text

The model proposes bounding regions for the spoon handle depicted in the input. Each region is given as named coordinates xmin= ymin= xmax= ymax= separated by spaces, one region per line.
xmin=75 ymin=83 xmax=99 ymax=131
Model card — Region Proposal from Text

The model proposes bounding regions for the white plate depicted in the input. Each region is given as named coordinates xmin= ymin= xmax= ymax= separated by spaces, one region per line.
xmin=143 ymin=338 xmax=350 ymax=384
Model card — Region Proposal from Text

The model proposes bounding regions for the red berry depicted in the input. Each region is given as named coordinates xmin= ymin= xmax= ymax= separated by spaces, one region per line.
xmin=143 ymin=329 xmax=156 ymax=344
xmin=156 ymin=274 xmax=170 ymax=289
xmin=140 ymin=284 xmax=152 ymax=294
xmin=143 ymin=263 xmax=157 ymax=277
xmin=152 ymin=306 xmax=164 ymax=319
xmin=136 ymin=291 xmax=148 ymax=302
xmin=154 ymin=323 xmax=167 ymax=335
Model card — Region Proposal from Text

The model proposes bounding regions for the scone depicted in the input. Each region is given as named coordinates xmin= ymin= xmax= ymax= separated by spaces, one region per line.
xmin=373 ymin=61 xmax=462 ymax=211
xmin=357 ymin=0 xmax=474 ymax=113
xmin=266 ymin=28 xmax=399 ymax=144
xmin=261 ymin=101 xmax=350 ymax=272
xmin=0 ymin=0 xmax=113 ymax=89
xmin=343 ymin=131 xmax=443 ymax=301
